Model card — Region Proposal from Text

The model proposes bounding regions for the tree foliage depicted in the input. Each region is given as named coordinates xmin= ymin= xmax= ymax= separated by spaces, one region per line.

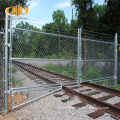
xmin=43 ymin=9 xmax=70 ymax=35
xmin=52 ymin=9 xmax=68 ymax=26
xmin=71 ymin=0 xmax=96 ymax=30
xmin=102 ymin=0 xmax=120 ymax=35
xmin=0 ymin=0 xmax=28 ymax=31
xmin=71 ymin=0 xmax=120 ymax=36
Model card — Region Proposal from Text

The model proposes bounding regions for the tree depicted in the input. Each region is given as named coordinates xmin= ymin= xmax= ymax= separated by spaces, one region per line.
xmin=101 ymin=0 xmax=120 ymax=35
xmin=42 ymin=10 xmax=72 ymax=59
xmin=43 ymin=9 xmax=69 ymax=34
xmin=93 ymin=4 xmax=106 ymax=32
xmin=52 ymin=9 xmax=68 ymax=26
xmin=0 ymin=0 xmax=28 ymax=30
xmin=12 ymin=21 xmax=44 ymax=58
xmin=71 ymin=0 xmax=97 ymax=30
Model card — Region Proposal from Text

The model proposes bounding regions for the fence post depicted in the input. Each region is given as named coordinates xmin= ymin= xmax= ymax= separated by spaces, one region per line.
xmin=77 ymin=28 xmax=79 ymax=83
xmin=5 ymin=12 xmax=8 ymax=114
xmin=9 ymin=18 xmax=12 ymax=90
xmin=77 ymin=28 xmax=82 ymax=83
xmin=114 ymin=33 xmax=117 ymax=86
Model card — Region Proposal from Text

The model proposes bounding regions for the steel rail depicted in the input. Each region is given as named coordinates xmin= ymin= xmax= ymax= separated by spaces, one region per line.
xmin=13 ymin=60 xmax=75 ymax=82
xmin=81 ymin=82 xmax=120 ymax=97
xmin=13 ymin=61 xmax=55 ymax=84
xmin=62 ymin=86 xmax=120 ymax=119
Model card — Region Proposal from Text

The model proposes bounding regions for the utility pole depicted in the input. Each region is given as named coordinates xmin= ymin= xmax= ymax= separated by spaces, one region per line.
xmin=72 ymin=9 xmax=73 ymax=21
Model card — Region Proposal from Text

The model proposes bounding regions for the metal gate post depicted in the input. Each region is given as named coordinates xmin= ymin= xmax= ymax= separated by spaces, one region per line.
xmin=77 ymin=28 xmax=82 ymax=83
xmin=77 ymin=28 xmax=79 ymax=82
xmin=9 ymin=18 xmax=12 ymax=90
xmin=4 ymin=13 xmax=9 ymax=114
xmin=114 ymin=33 xmax=117 ymax=86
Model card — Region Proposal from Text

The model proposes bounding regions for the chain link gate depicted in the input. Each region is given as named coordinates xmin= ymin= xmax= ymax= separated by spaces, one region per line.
xmin=78 ymin=28 xmax=117 ymax=87
xmin=3 ymin=15 xmax=117 ymax=114
xmin=9 ymin=20 xmax=78 ymax=110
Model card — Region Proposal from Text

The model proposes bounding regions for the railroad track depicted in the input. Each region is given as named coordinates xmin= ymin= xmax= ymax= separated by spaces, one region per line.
xmin=13 ymin=60 xmax=76 ymax=85
xmin=13 ymin=61 xmax=120 ymax=119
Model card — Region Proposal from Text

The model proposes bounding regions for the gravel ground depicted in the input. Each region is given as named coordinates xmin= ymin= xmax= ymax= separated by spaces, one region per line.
xmin=0 ymin=91 xmax=116 ymax=120
xmin=0 ymin=68 xmax=117 ymax=120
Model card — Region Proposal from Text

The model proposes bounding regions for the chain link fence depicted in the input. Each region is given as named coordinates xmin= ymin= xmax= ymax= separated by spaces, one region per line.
xmin=10 ymin=27 xmax=117 ymax=87
xmin=79 ymin=29 xmax=116 ymax=86
xmin=1 ymin=19 xmax=117 ymax=112
xmin=12 ymin=28 xmax=78 ymax=81
xmin=9 ymin=27 xmax=78 ymax=109
xmin=0 ymin=33 xmax=4 ymax=114
xmin=117 ymin=41 xmax=120 ymax=85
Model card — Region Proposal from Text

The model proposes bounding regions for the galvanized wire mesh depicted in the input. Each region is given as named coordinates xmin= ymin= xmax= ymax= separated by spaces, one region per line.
xmin=118 ymin=42 xmax=120 ymax=84
xmin=81 ymin=29 xmax=115 ymax=86
xmin=11 ymin=27 xmax=117 ymax=87
xmin=5 ymin=25 xmax=117 ymax=111
xmin=11 ymin=28 xmax=78 ymax=81
xmin=0 ymin=34 xmax=4 ymax=114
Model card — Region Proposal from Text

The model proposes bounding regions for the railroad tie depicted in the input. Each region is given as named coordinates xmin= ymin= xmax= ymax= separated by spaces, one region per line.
xmin=54 ymin=94 xmax=64 ymax=97
xmin=87 ymin=110 xmax=105 ymax=119
xmin=36 ymin=82 xmax=43 ymax=84
xmin=72 ymin=102 xmax=87 ymax=109
xmin=61 ymin=97 xmax=73 ymax=103
xmin=114 ymin=102 xmax=120 ymax=108
xmin=79 ymin=89 xmax=92 ymax=92
xmin=86 ymin=91 xmax=101 ymax=95
xmin=98 ymin=95 xmax=114 ymax=101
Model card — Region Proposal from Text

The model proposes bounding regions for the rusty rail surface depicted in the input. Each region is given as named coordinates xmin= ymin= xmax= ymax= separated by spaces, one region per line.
xmin=81 ymin=82 xmax=120 ymax=97
xmin=63 ymin=86 xmax=120 ymax=119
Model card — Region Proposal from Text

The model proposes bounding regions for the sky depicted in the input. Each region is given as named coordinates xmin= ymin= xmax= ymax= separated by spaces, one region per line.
xmin=13 ymin=0 xmax=105 ymax=29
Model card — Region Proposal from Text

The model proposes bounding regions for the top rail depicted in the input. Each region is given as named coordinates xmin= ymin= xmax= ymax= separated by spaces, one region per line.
xmin=12 ymin=28 xmax=78 ymax=39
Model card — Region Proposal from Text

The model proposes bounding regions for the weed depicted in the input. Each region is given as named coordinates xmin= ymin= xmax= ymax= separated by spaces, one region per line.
xmin=12 ymin=67 xmax=17 ymax=74
xmin=44 ymin=63 xmax=77 ymax=78
xmin=12 ymin=77 xmax=22 ymax=87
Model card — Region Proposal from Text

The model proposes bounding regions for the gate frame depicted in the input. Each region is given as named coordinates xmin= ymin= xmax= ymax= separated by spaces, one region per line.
xmin=114 ymin=33 xmax=118 ymax=86
xmin=77 ymin=28 xmax=118 ymax=86
xmin=4 ymin=13 xmax=9 ymax=114
xmin=4 ymin=15 xmax=118 ymax=114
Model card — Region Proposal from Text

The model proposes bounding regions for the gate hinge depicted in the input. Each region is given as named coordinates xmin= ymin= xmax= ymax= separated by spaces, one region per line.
xmin=5 ymin=43 xmax=10 ymax=47
xmin=5 ymin=90 xmax=10 ymax=94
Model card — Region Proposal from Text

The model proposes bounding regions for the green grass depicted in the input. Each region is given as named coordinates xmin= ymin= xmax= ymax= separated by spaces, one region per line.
xmin=82 ymin=68 xmax=102 ymax=80
xmin=94 ymin=80 xmax=113 ymax=86
xmin=12 ymin=77 xmax=22 ymax=87
xmin=114 ymin=84 xmax=120 ymax=90
xmin=12 ymin=67 xmax=17 ymax=74
xmin=44 ymin=63 xmax=77 ymax=78
xmin=44 ymin=63 xmax=117 ymax=87
xmin=32 ymin=64 xmax=42 ymax=69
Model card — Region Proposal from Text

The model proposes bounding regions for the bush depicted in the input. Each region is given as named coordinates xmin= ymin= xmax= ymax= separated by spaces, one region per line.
xmin=82 ymin=68 xmax=102 ymax=80
xmin=44 ymin=63 xmax=77 ymax=78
